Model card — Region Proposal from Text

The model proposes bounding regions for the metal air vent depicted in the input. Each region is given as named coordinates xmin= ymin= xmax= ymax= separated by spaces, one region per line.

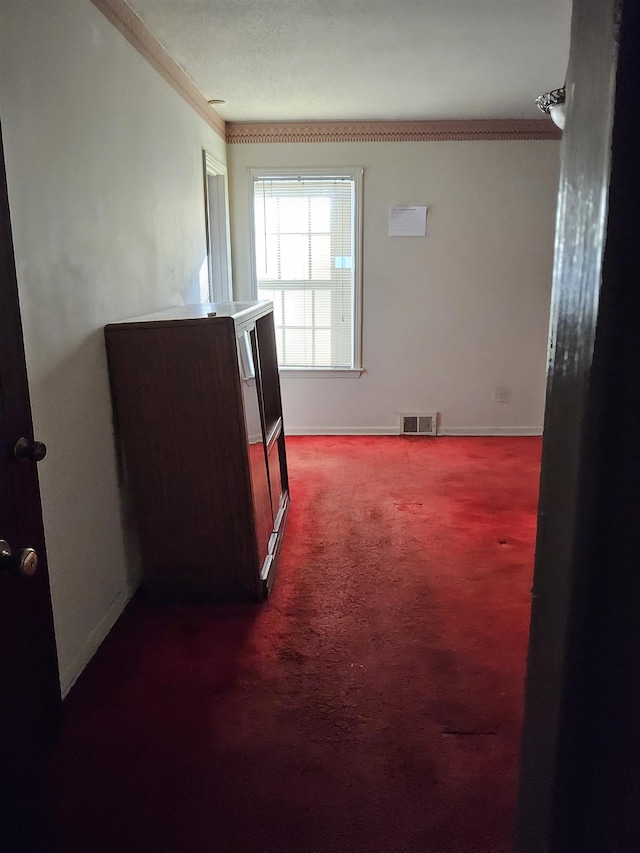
xmin=399 ymin=412 xmax=438 ymax=436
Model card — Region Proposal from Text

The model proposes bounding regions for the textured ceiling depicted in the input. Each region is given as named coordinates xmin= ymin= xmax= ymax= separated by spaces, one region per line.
xmin=127 ymin=0 xmax=573 ymax=123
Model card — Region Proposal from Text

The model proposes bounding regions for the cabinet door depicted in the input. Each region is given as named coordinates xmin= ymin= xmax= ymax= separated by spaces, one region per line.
xmin=255 ymin=312 xmax=284 ymax=439
xmin=266 ymin=431 xmax=285 ymax=512
xmin=237 ymin=332 xmax=272 ymax=571
xmin=253 ymin=314 xmax=289 ymax=502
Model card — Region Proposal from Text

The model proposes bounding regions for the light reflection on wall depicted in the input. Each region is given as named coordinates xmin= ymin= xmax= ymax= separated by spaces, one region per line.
xmin=199 ymin=256 xmax=210 ymax=303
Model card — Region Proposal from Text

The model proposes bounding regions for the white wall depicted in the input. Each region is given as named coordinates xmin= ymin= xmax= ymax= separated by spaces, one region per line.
xmin=0 ymin=0 xmax=226 ymax=694
xmin=229 ymin=140 xmax=559 ymax=435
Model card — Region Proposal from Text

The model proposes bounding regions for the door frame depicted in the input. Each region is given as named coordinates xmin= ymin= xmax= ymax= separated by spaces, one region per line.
xmin=202 ymin=150 xmax=233 ymax=303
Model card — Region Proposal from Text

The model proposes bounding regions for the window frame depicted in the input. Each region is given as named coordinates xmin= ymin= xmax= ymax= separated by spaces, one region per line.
xmin=248 ymin=166 xmax=364 ymax=377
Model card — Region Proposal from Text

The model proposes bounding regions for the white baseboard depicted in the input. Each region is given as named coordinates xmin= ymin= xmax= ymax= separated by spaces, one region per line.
xmin=59 ymin=583 xmax=137 ymax=698
xmin=286 ymin=426 xmax=398 ymax=435
xmin=439 ymin=426 xmax=543 ymax=436
xmin=285 ymin=426 xmax=543 ymax=437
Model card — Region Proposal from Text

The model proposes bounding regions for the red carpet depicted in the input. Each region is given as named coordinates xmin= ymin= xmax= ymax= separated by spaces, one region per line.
xmin=49 ymin=436 xmax=541 ymax=853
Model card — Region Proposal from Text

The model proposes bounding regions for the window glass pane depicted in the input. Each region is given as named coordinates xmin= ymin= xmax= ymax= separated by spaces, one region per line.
xmin=255 ymin=234 xmax=279 ymax=280
xmin=314 ymin=329 xmax=332 ymax=366
xmin=255 ymin=196 xmax=279 ymax=234
xmin=265 ymin=196 xmax=279 ymax=224
xmin=310 ymin=197 xmax=330 ymax=232
xmin=273 ymin=290 xmax=284 ymax=327
xmin=284 ymin=289 xmax=313 ymax=327
xmin=333 ymin=316 xmax=353 ymax=367
xmin=254 ymin=200 xmax=264 ymax=234
xmin=279 ymin=235 xmax=309 ymax=280
xmin=284 ymin=329 xmax=313 ymax=366
xmin=278 ymin=197 xmax=308 ymax=233
xmin=314 ymin=290 xmax=331 ymax=327
xmin=257 ymin=286 xmax=273 ymax=316
xmin=311 ymin=236 xmax=331 ymax=281
xmin=275 ymin=326 xmax=284 ymax=362
xmin=258 ymin=288 xmax=284 ymax=328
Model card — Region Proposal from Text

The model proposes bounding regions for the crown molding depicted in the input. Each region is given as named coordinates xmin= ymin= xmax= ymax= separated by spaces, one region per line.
xmin=90 ymin=0 xmax=225 ymax=140
xmin=226 ymin=119 xmax=561 ymax=144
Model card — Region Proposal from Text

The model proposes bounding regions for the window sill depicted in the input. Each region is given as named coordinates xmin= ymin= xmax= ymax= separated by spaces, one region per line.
xmin=279 ymin=368 xmax=364 ymax=379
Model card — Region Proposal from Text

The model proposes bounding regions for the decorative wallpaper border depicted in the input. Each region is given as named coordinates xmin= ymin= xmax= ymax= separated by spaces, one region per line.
xmin=90 ymin=0 xmax=225 ymax=140
xmin=226 ymin=119 xmax=561 ymax=144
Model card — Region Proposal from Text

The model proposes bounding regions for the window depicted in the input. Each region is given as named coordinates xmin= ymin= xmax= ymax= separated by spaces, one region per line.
xmin=250 ymin=168 xmax=363 ymax=373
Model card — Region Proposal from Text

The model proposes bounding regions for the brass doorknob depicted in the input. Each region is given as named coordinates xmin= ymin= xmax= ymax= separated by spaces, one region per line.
xmin=14 ymin=437 xmax=47 ymax=462
xmin=0 ymin=540 xmax=38 ymax=577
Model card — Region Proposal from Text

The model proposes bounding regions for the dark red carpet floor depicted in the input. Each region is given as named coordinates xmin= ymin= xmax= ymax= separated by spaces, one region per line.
xmin=49 ymin=436 xmax=541 ymax=853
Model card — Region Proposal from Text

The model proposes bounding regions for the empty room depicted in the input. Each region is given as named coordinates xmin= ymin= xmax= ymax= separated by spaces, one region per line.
xmin=6 ymin=0 xmax=635 ymax=851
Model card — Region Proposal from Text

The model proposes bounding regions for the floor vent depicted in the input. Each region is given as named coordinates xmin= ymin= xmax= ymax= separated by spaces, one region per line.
xmin=399 ymin=412 xmax=438 ymax=436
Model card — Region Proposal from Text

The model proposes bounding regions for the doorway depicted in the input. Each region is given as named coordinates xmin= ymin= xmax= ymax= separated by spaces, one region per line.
xmin=202 ymin=150 xmax=233 ymax=303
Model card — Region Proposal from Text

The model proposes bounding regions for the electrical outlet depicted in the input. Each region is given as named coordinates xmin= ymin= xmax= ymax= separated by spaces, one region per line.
xmin=492 ymin=386 xmax=511 ymax=403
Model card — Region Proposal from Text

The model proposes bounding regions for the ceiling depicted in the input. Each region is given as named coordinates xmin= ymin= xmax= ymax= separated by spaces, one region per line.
xmin=127 ymin=0 xmax=573 ymax=123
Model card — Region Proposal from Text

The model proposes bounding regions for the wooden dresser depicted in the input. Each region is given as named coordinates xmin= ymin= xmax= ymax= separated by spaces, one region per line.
xmin=105 ymin=301 xmax=289 ymax=602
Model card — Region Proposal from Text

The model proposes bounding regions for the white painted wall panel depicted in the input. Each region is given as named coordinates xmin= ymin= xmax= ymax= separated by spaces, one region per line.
xmin=0 ymin=0 xmax=226 ymax=693
xmin=229 ymin=140 xmax=559 ymax=434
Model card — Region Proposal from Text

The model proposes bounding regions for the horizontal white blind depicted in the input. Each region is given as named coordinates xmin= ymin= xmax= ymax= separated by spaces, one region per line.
xmin=253 ymin=176 xmax=355 ymax=368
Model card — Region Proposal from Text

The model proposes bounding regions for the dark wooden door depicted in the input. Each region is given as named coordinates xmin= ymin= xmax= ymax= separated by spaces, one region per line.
xmin=518 ymin=0 xmax=640 ymax=849
xmin=0 ymin=121 xmax=61 ymax=849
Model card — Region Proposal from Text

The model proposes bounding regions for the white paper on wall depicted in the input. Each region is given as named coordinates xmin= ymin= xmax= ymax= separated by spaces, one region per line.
xmin=389 ymin=205 xmax=428 ymax=237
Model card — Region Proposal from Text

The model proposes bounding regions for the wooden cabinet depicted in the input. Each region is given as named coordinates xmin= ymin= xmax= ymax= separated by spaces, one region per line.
xmin=104 ymin=301 xmax=289 ymax=602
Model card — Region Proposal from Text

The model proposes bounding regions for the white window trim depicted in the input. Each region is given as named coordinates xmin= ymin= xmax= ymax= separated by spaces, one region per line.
xmin=248 ymin=166 xmax=364 ymax=373
xmin=280 ymin=367 xmax=364 ymax=379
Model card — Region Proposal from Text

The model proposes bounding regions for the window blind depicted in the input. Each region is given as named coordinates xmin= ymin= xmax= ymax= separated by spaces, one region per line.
xmin=253 ymin=176 xmax=356 ymax=369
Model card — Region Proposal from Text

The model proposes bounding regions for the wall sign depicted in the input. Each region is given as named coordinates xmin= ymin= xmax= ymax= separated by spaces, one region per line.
xmin=389 ymin=205 xmax=428 ymax=237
